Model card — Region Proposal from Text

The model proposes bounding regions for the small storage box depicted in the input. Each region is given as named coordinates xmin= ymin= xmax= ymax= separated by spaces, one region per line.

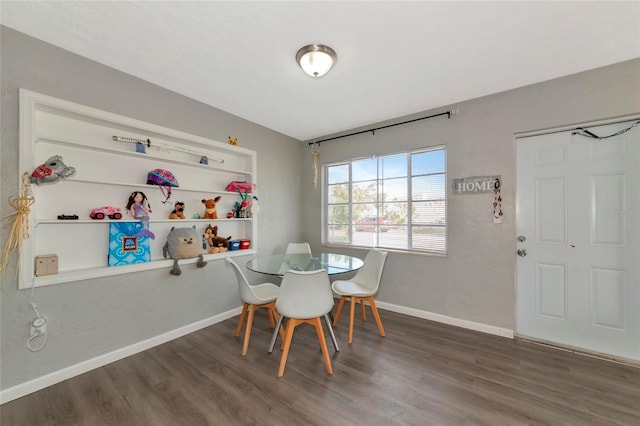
xmin=240 ymin=239 xmax=251 ymax=250
xmin=35 ymin=254 xmax=58 ymax=276
xmin=228 ymin=240 xmax=241 ymax=251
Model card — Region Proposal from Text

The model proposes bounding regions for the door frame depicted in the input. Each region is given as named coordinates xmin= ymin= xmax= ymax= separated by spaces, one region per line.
xmin=513 ymin=113 xmax=640 ymax=363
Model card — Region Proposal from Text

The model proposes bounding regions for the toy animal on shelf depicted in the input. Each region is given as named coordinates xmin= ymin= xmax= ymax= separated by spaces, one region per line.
xmin=228 ymin=136 xmax=238 ymax=146
xmin=202 ymin=196 xmax=222 ymax=219
xmin=169 ymin=201 xmax=186 ymax=219
xmin=162 ymin=226 xmax=207 ymax=276
xmin=30 ymin=155 xmax=76 ymax=185
xmin=203 ymin=224 xmax=231 ymax=254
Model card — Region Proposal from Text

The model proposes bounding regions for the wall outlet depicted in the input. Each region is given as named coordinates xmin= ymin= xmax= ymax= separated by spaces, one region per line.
xmin=30 ymin=318 xmax=47 ymax=336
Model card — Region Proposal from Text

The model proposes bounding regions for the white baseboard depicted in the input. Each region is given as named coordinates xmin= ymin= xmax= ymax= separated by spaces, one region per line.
xmin=2 ymin=302 xmax=514 ymax=405
xmin=374 ymin=301 xmax=514 ymax=339
xmin=0 ymin=307 xmax=242 ymax=405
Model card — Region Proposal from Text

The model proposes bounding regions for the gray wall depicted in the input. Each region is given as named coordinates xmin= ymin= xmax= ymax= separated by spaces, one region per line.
xmin=302 ymin=58 xmax=640 ymax=329
xmin=0 ymin=26 xmax=302 ymax=391
xmin=2 ymin=24 xmax=639 ymax=395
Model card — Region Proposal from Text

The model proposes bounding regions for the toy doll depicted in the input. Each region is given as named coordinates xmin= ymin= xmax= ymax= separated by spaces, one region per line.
xmin=126 ymin=191 xmax=155 ymax=239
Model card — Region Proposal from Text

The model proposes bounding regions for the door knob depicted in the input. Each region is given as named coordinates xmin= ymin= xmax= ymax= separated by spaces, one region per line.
xmin=517 ymin=249 xmax=527 ymax=257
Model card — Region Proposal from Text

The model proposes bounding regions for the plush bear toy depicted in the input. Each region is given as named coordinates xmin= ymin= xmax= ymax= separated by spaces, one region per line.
xmin=162 ymin=226 xmax=207 ymax=275
xmin=228 ymin=136 xmax=238 ymax=146
xmin=203 ymin=224 xmax=231 ymax=254
xmin=202 ymin=196 xmax=222 ymax=219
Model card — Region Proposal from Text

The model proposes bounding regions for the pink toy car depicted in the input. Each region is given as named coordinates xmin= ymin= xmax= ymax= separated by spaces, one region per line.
xmin=90 ymin=206 xmax=123 ymax=220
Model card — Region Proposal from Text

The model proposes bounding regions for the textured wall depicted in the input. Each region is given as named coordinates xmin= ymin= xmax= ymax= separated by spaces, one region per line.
xmin=2 ymin=24 xmax=639 ymax=395
xmin=0 ymin=26 xmax=302 ymax=391
xmin=302 ymin=58 xmax=640 ymax=329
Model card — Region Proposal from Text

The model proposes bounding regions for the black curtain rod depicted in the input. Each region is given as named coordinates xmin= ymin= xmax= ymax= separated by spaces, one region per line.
xmin=308 ymin=110 xmax=454 ymax=146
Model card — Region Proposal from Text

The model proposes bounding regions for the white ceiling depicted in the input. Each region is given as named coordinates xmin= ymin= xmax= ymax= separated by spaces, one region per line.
xmin=2 ymin=1 xmax=639 ymax=141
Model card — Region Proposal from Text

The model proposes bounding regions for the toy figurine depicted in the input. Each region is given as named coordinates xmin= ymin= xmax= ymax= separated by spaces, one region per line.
xmin=169 ymin=201 xmax=186 ymax=219
xmin=202 ymin=196 xmax=222 ymax=219
xmin=163 ymin=226 xmax=207 ymax=275
xmin=126 ymin=191 xmax=155 ymax=239
xmin=203 ymin=224 xmax=231 ymax=254
xmin=30 ymin=155 xmax=76 ymax=185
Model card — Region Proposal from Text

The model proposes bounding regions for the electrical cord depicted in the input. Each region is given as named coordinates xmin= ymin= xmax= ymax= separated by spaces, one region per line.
xmin=26 ymin=275 xmax=48 ymax=352
xmin=27 ymin=319 xmax=48 ymax=352
xmin=573 ymin=120 xmax=640 ymax=139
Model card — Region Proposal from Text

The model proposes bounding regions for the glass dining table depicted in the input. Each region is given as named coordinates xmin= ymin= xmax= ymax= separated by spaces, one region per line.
xmin=246 ymin=252 xmax=364 ymax=354
xmin=245 ymin=252 xmax=364 ymax=277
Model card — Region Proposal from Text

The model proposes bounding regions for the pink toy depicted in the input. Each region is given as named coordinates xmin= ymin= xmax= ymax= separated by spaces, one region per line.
xmin=90 ymin=206 xmax=123 ymax=220
xmin=30 ymin=155 xmax=76 ymax=185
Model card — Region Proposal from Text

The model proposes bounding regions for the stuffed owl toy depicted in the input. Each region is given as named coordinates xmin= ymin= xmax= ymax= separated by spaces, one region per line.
xmin=162 ymin=226 xmax=207 ymax=275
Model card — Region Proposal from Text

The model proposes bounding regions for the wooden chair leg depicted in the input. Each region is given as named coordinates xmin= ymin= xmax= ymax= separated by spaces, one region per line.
xmin=360 ymin=298 xmax=367 ymax=321
xmin=270 ymin=306 xmax=286 ymax=341
xmin=333 ymin=296 xmax=346 ymax=326
xmin=267 ymin=303 xmax=276 ymax=328
xmin=242 ymin=305 xmax=257 ymax=356
xmin=236 ymin=303 xmax=249 ymax=336
xmin=313 ymin=317 xmax=333 ymax=375
xmin=368 ymin=297 xmax=385 ymax=337
xmin=278 ymin=318 xmax=298 ymax=378
xmin=348 ymin=295 xmax=356 ymax=344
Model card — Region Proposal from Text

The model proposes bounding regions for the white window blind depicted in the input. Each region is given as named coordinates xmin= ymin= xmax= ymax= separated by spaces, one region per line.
xmin=324 ymin=145 xmax=446 ymax=254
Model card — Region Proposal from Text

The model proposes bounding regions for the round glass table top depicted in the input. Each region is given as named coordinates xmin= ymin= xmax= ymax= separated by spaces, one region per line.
xmin=246 ymin=252 xmax=363 ymax=276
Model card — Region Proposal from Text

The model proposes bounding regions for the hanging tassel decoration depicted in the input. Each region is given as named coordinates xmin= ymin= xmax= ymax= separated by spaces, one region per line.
xmin=311 ymin=143 xmax=320 ymax=190
xmin=1 ymin=173 xmax=35 ymax=275
xmin=493 ymin=179 xmax=503 ymax=224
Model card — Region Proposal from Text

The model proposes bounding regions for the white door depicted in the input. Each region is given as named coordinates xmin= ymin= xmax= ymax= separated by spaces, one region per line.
xmin=516 ymin=120 xmax=640 ymax=362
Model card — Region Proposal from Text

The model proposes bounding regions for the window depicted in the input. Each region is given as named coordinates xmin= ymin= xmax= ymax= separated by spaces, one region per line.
xmin=324 ymin=145 xmax=446 ymax=254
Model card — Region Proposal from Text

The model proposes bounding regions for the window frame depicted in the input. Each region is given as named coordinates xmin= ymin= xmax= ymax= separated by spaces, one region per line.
xmin=322 ymin=144 xmax=447 ymax=255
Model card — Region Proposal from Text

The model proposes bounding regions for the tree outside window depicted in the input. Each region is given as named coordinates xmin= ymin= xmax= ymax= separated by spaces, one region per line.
xmin=324 ymin=146 xmax=446 ymax=254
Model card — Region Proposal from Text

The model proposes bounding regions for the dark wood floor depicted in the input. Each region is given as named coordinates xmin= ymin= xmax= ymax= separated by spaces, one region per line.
xmin=2 ymin=308 xmax=639 ymax=425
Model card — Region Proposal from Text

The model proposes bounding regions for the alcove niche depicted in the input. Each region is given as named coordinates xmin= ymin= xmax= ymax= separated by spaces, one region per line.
xmin=18 ymin=89 xmax=257 ymax=289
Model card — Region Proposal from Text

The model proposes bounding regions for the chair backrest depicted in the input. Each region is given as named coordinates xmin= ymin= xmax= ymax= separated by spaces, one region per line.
xmin=276 ymin=270 xmax=334 ymax=318
xmin=226 ymin=257 xmax=265 ymax=305
xmin=352 ymin=249 xmax=388 ymax=293
xmin=285 ymin=242 xmax=312 ymax=254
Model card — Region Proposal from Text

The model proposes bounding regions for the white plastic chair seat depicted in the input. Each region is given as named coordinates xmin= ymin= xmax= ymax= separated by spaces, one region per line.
xmin=331 ymin=250 xmax=388 ymax=344
xmin=273 ymin=269 xmax=334 ymax=377
xmin=276 ymin=274 xmax=333 ymax=319
xmin=332 ymin=280 xmax=375 ymax=297
xmin=285 ymin=242 xmax=312 ymax=254
xmin=247 ymin=283 xmax=280 ymax=303
xmin=226 ymin=257 xmax=282 ymax=356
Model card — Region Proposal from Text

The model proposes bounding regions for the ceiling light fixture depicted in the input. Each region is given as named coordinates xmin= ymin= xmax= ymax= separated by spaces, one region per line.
xmin=296 ymin=44 xmax=337 ymax=78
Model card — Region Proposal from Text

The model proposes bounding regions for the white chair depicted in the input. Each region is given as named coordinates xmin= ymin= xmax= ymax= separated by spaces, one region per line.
xmin=272 ymin=269 xmax=335 ymax=378
xmin=332 ymin=250 xmax=388 ymax=344
xmin=226 ymin=257 xmax=282 ymax=356
xmin=285 ymin=242 xmax=312 ymax=254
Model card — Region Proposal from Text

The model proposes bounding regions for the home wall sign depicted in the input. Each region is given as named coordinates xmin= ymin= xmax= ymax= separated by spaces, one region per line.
xmin=452 ymin=176 xmax=501 ymax=194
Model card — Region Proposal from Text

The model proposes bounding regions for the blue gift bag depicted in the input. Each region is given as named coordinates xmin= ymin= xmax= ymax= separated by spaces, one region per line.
xmin=108 ymin=222 xmax=151 ymax=266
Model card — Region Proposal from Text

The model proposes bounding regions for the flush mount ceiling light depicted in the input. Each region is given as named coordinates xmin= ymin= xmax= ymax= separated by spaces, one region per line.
xmin=296 ymin=44 xmax=337 ymax=78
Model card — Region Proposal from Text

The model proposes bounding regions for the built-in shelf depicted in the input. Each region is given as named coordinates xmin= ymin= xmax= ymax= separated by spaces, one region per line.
xmin=19 ymin=89 xmax=258 ymax=289
xmin=36 ymin=135 xmax=253 ymax=176
xmin=33 ymin=249 xmax=257 ymax=287
xmin=35 ymin=218 xmax=252 ymax=225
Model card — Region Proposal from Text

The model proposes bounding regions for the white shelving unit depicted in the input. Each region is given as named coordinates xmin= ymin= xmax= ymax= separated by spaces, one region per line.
xmin=19 ymin=90 xmax=258 ymax=289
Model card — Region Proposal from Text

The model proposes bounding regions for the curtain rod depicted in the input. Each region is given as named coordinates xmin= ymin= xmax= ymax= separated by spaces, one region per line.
xmin=308 ymin=109 xmax=457 ymax=146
